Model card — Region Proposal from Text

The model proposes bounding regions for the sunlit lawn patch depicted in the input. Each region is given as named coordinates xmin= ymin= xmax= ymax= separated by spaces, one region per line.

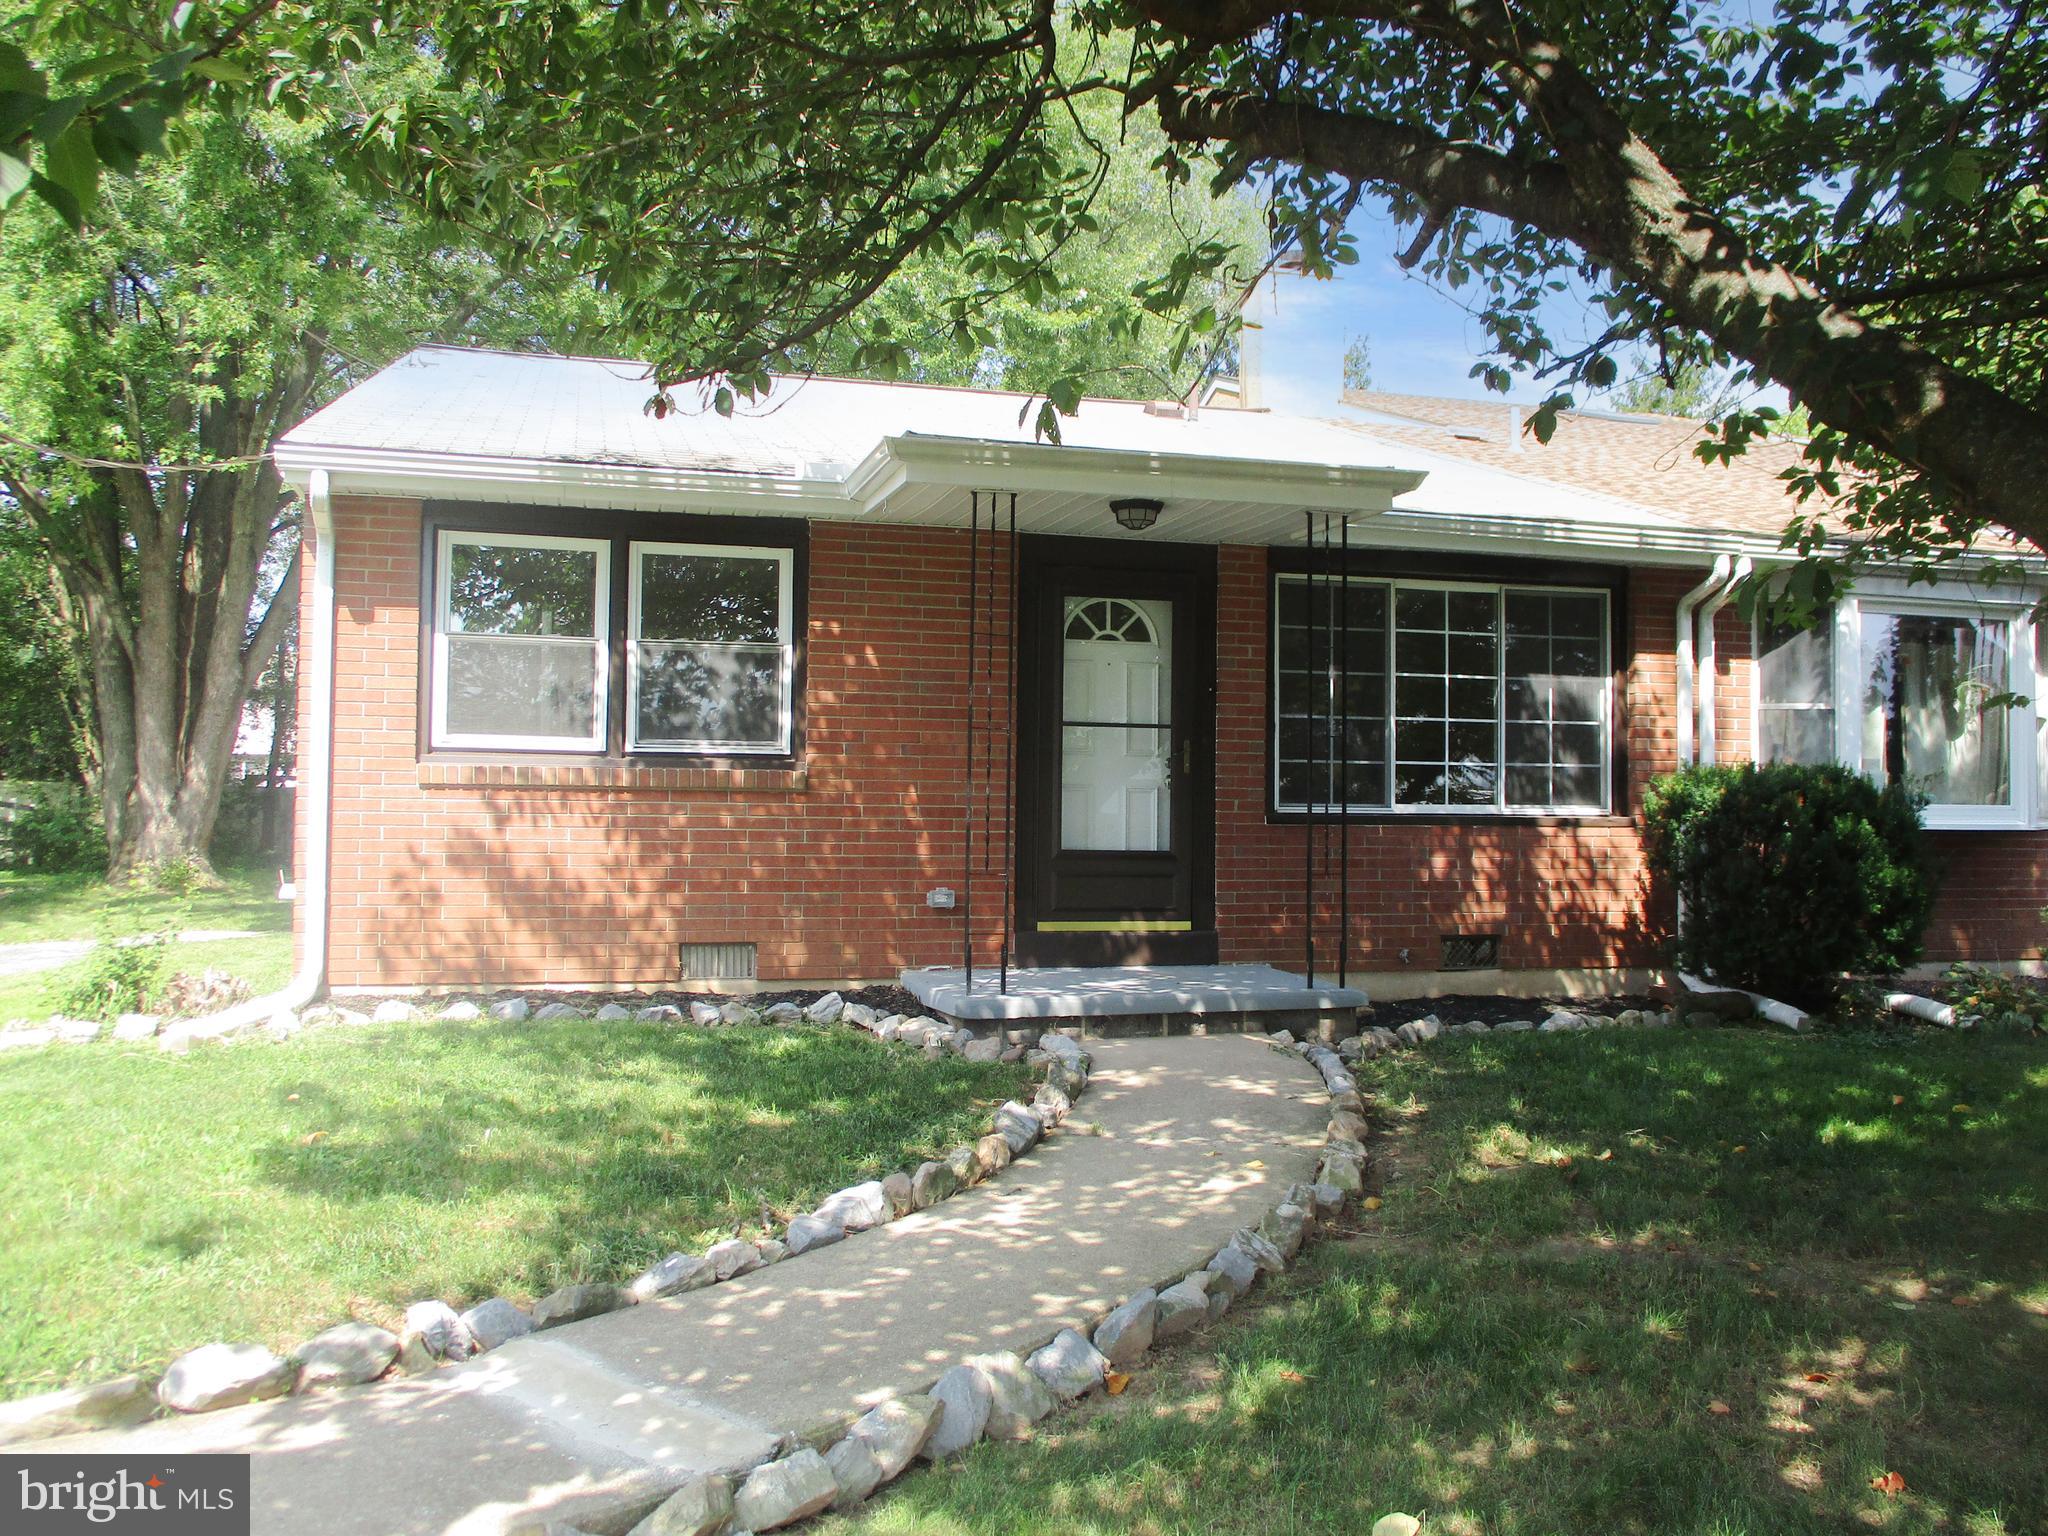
xmin=822 ymin=1028 xmax=2046 ymax=1536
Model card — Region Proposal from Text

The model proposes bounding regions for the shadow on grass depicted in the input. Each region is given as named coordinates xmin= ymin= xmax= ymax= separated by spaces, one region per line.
xmin=245 ymin=1019 xmax=1027 ymax=1299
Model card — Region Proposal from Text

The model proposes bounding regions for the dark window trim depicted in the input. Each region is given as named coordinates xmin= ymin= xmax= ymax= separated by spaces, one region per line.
xmin=418 ymin=501 xmax=809 ymax=768
xmin=1262 ymin=547 xmax=1630 ymax=825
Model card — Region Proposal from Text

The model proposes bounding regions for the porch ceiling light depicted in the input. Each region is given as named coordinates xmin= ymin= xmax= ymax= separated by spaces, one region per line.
xmin=1110 ymin=497 xmax=1163 ymax=531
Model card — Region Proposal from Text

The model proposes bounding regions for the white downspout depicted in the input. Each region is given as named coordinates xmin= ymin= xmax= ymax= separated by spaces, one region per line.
xmin=161 ymin=470 xmax=334 ymax=1047
xmin=1675 ymin=556 xmax=1732 ymax=767
xmin=1696 ymin=556 xmax=1753 ymax=767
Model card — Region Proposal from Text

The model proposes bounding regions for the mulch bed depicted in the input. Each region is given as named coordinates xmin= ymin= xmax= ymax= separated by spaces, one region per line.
xmin=1364 ymin=993 xmax=1664 ymax=1028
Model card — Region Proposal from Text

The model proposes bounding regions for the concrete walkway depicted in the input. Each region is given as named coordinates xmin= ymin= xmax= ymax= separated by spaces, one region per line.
xmin=29 ymin=1035 xmax=1327 ymax=1535
xmin=0 ymin=930 xmax=269 ymax=981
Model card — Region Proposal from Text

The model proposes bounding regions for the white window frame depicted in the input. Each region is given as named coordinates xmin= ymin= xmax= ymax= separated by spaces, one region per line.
xmin=1271 ymin=573 xmax=1613 ymax=817
xmin=1750 ymin=582 xmax=2040 ymax=832
xmin=627 ymin=540 xmax=796 ymax=755
xmin=431 ymin=529 xmax=610 ymax=754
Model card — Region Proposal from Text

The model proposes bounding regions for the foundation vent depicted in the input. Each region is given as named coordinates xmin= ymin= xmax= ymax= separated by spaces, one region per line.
xmin=679 ymin=942 xmax=757 ymax=982
xmin=1439 ymin=932 xmax=1502 ymax=972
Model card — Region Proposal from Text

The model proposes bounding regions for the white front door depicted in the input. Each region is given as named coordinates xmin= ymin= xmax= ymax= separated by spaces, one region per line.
xmin=1060 ymin=596 xmax=1174 ymax=851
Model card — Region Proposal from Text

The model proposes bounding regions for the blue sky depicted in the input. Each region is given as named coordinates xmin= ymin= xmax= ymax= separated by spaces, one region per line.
xmin=1251 ymin=209 xmax=1602 ymax=416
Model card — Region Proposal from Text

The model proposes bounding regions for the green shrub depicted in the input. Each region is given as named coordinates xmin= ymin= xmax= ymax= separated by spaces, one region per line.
xmin=59 ymin=923 xmax=173 ymax=1021
xmin=1642 ymin=762 xmax=1937 ymax=1010
xmin=1942 ymin=964 xmax=2048 ymax=1034
xmin=2 ymin=783 xmax=105 ymax=873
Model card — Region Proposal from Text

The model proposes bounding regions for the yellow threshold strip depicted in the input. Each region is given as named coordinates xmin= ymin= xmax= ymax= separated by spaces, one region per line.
xmin=1035 ymin=920 xmax=1194 ymax=933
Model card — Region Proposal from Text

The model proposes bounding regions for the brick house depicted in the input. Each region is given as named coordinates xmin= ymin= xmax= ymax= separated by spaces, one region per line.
xmin=272 ymin=345 xmax=2046 ymax=1003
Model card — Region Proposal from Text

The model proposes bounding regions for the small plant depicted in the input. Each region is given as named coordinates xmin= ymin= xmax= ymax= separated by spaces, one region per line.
xmin=60 ymin=923 xmax=172 ymax=1021
xmin=1942 ymin=964 xmax=2048 ymax=1034
xmin=141 ymin=856 xmax=205 ymax=896
xmin=2 ymin=783 xmax=105 ymax=873
xmin=1643 ymin=762 xmax=1937 ymax=1011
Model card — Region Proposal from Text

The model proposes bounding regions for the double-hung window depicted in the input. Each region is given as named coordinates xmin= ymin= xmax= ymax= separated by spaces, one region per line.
xmin=1273 ymin=573 xmax=1613 ymax=815
xmin=432 ymin=531 xmax=610 ymax=752
xmin=427 ymin=515 xmax=801 ymax=759
xmin=628 ymin=542 xmax=795 ymax=754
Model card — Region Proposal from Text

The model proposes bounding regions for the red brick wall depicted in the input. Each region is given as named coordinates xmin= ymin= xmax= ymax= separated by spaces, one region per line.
xmin=298 ymin=502 xmax=2043 ymax=986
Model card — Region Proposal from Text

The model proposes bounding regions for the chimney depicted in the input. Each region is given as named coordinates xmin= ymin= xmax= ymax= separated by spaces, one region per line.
xmin=1507 ymin=403 xmax=1523 ymax=451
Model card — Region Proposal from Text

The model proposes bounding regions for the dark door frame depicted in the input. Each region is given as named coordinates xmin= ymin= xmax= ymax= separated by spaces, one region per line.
xmin=1013 ymin=533 xmax=1218 ymax=967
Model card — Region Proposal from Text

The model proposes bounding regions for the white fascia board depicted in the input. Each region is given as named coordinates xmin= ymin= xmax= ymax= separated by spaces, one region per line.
xmin=1362 ymin=507 xmax=1787 ymax=567
xmin=870 ymin=434 xmax=1428 ymax=512
xmin=273 ymin=442 xmax=859 ymax=518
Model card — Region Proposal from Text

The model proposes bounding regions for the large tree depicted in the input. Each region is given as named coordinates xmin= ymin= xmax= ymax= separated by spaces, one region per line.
xmin=319 ymin=0 xmax=2035 ymax=560
xmin=0 ymin=56 xmax=605 ymax=877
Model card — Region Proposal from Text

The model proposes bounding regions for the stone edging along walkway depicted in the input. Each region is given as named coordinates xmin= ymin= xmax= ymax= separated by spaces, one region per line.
xmin=582 ymin=1001 xmax=1692 ymax=1536
xmin=0 ymin=993 xmax=1080 ymax=1445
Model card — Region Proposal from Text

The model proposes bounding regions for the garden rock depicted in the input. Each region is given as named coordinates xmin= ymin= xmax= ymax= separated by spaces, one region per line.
xmin=593 ymin=1003 xmax=632 ymax=1021
xmin=784 ymin=1214 xmax=845 ymax=1256
xmin=533 ymin=1002 xmax=583 ymax=1022
xmin=962 ymin=1036 xmax=1001 ymax=1062
xmin=764 ymin=1001 xmax=804 ymax=1024
xmin=532 ymin=1283 xmax=630 ymax=1329
xmin=688 ymin=1001 xmax=722 ymax=1026
xmin=733 ymin=1449 xmax=837 ymax=1531
xmin=945 ymin=1144 xmax=981 ymax=1187
xmin=1540 ymin=1011 xmax=1585 ymax=1032
xmin=1494 ymin=1019 xmax=1535 ymax=1032
xmin=1330 ymin=1109 xmax=1369 ymax=1142
xmin=112 ymin=1013 xmax=160 ymax=1041
xmin=922 ymin=1363 xmax=993 ymax=1458
xmin=1319 ymin=1153 xmax=1366 ymax=1196
xmin=636 ymin=1004 xmax=682 ymax=1023
xmin=756 ymin=1237 xmax=789 ymax=1264
xmin=718 ymin=1001 xmax=758 ymax=1026
xmin=1093 ymin=1289 xmax=1159 ymax=1367
xmin=805 ymin=992 xmax=845 ymax=1023
xmin=841 ymin=1002 xmax=877 ymax=1028
xmin=993 ymin=1101 xmax=1044 ymax=1155
xmin=1207 ymin=1286 xmax=1233 ymax=1323
xmin=0 ymin=1374 xmax=155 ymax=1444
xmin=909 ymin=1159 xmax=958 ymax=1209
xmin=439 ymin=1000 xmax=482 ymax=1021
xmin=966 ymin=1350 xmax=1056 ymax=1439
xmin=628 ymin=1473 xmax=733 ymax=1536
xmin=632 ymin=1251 xmax=712 ymax=1301
xmin=881 ymin=1170 xmax=914 ymax=1218
xmin=488 ymin=997 xmax=530 ymax=1021
xmin=1027 ymin=1327 xmax=1109 ymax=1401
xmin=705 ymin=1238 xmax=765 ymax=1281
xmin=845 ymin=1392 xmax=942 ymax=1479
xmin=395 ymin=1335 xmax=436 ymax=1375
xmin=368 ymin=999 xmax=412 ymax=1024
xmin=825 ymin=1433 xmax=886 ymax=1508
xmin=1262 ymin=1202 xmax=1309 ymax=1258
xmin=1206 ymin=1243 xmax=1260 ymax=1298
xmin=296 ymin=1322 xmax=398 ymax=1391
xmin=460 ymin=1297 xmax=535 ymax=1349
xmin=1031 ymin=1084 xmax=1072 ymax=1125
xmin=973 ymin=1133 xmax=1012 ymax=1177
xmin=158 ymin=1343 xmax=293 ymax=1413
xmin=1395 ymin=1017 xmax=1441 ymax=1045
xmin=1154 ymin=1280 xmax=1209 ymax=1340
xmin=1365 ymin=1026 xmax=1400 ymax=1051
xmin=815 ymin=1180 xmax=891 ymax=1233
xmin=1230 ymin=1227 xmax=1288 ymax=1275
xmin=1308 ymin=1181 xmax=1345 ymax=1213
xmin=403 ymin=1299 xmax=471 ymax=1360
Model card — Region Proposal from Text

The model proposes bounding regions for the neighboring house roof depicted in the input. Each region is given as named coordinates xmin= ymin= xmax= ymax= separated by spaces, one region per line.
xmin=1338 ymin=389 xmax=1820 ymax=542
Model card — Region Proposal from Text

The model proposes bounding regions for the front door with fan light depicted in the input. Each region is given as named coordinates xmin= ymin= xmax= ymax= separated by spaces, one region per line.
xmin=1015 ymin=537 xmax=1216 ymax=964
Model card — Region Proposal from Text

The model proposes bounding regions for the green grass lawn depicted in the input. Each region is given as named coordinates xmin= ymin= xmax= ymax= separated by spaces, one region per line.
xmin=823 ymin=1027 xmax=2047 ymax=1536
xmin=0 ymin=1019 xmax=1028 ymax=1400
xmin=0 ymin=862 xmax=292 ymax=1023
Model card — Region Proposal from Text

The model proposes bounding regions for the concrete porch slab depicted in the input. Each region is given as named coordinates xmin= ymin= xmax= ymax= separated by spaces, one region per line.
xmin=901 ymin=963 xmax=1368 ymax=1023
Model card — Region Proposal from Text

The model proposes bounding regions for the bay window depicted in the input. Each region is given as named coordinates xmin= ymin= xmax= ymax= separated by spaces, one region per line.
xmin=1753 ymin=590 xmax=2040 ymax=829
xmin=1273 ymin=573 xmax=1613 ymax=815
xmin=426 ymin=511 xmax=803 ymax=760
